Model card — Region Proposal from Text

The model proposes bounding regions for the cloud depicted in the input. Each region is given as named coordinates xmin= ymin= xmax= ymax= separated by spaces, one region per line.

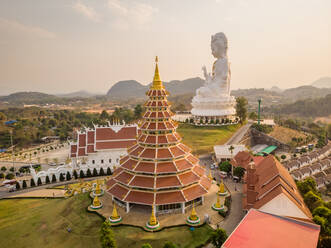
xmin=73 ymin=1 xmax=100 ymax=22
xmin=0 ymin=18 xmax=56 ymax=40
xmin=107 ymin=0 xmax=158 ymax=28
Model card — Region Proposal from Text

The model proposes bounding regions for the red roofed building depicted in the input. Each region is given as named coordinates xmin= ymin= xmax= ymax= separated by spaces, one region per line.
xmin=243 ymin=155 xmax=312 ymax=220
xmin=69 ymin=123 xmax=137 ymax=172
xmin=222 ymin=209 xmax=320 ymax=248
xmin=106 ymin=58 xmax=212 ymax=214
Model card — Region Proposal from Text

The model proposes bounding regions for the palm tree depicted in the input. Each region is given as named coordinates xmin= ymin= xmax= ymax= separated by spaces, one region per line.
xmin=228 ymin=145 xmax=235 ymax=175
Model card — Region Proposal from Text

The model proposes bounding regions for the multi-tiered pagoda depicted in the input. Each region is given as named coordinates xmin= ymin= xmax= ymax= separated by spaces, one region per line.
xmin=106 ymin=57 xmax=211 ymax=214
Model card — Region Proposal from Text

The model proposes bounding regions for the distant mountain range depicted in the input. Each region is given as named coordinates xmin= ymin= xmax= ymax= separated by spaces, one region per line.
xmin=107 ymin=77 xmax=204 ymax=99
xmin=56 ymin=90 xmax=97 ymax=98
xmin=311 ymin=77 xmax=331 ymax=88
xmin=1 ymin=77 xmax=331 ymax=108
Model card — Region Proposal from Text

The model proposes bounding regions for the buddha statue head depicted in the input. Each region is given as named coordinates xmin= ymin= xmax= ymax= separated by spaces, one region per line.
xmin=211 ymin=32 xmax=228 ymax=59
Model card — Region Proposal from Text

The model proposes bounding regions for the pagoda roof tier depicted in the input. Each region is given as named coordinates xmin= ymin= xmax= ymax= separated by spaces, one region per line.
xmin=139 ymin=120 xmax=177 ymax=131
xmin=145 ymin=100 xmax=169 ymax=107
xmin=155 ymin=191 xmax=186 ymax=204
xmin=146 ymin=89 xmax=169 ymax=97
xmin=143 ymin=110 xmax=173 ymax=119
xmin=127 ymin=145 xmax=189 ymax=160
xmin=138 ymin=133 xmax=181 ymax=144
xmin=117 ymin=156 xmax=198 ymax=174
xmin=125 ymin=190 xmax=154 ymax=205
xmin=110 ymin=167 xmax=209 ymax=192
xmin=107 ymin=181 xmax=210 ymax=205
xmin=182 ymin=184 xmax=208 ymax=202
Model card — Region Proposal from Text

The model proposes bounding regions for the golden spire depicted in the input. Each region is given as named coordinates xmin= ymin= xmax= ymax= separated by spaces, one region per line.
xmin=152 ymin=56 xmax=163 ymax=90
xmin=208 ymin=170 xmax=213 ymax=181
xmin=215 ymin=193 xmax=221 ymax=209
xmin=111 ymin=203 xmax=119 ymax=220
xmin=219 ymin=179 xmax=225 ymax=193
xmin=190 ymin=201 xmax=198 ymax=221
xmin=149 ymin=205 xmax=157 ymax=225
xmin=95 ymin=183 xmax=101 ymax=195
xmin=92 ymin=196 xmax=101 ymax=207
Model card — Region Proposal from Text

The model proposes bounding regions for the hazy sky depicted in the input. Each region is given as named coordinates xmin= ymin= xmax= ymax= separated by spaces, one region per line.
xmin=0 ymin=0 xmax=330 ymax=95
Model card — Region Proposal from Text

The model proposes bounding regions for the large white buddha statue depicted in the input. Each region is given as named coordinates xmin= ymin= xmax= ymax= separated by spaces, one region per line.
xmin=191 ymin=32 xmax=236 ymax=119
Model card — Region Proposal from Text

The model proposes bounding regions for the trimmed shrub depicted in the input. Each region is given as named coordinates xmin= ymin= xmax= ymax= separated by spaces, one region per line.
xmin=16 ymin=182 xmax=21 ymax=190
xmin=5 ymin=173 xmax=14 ymax=180
xmin=87 ymin=169 xmax=92 ymax=177
xmin=30 ymin=178 xmax=36 ymax=187
xmin=52 ymin=174 xmax=57 ymax=183
xmin=66 ymin=171 xmax=71 ymax=181
xmin=73 ymin=170 xmax=78 ymax=179
xmin=80 ymin=170 xmax=85 ymax=178
xmin=93 ymin=168 xmax=98 ymax=177
xmin=22 ymin=180 xmax=27 ymax=189
xmin=45 ymin=175 xmax=50 ymax=184
xmin=99 ymin=167 xmax=105 ymax=176
xmin=60 ymin=173 xmax=65 ymax=182
xmin=37 ymin=177 xmax=42 ymax=186
xmin=107 ymin=167 xmax=112 ymax=175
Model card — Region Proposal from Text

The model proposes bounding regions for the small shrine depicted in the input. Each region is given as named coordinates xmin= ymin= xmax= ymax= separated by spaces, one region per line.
xmin=90 ymin=195 xmax=103 ymax=209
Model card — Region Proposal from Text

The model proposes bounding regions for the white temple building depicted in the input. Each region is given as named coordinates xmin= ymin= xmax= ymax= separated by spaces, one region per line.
xmin=70 ymin=122 xmax=137 ymax=169
xmin=29 ymin=122 xmax=137 ymax=184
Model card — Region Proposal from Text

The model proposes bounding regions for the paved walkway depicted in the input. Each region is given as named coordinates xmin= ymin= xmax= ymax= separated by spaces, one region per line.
xmin=7 ymin=188 xmax=65 ymax=198
xmin=205 ymin=178 xmax=244 ymax=247
xmin=225 ymin=123 xmax=251 ymax=145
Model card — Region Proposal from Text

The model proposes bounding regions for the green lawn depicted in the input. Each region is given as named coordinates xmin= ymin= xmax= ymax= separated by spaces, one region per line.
xmin=0 ymin=194 xmax=102 ymax=248
xmin=112 ymin=225 xmax=213 ymax=248
xmin=0 ymin=195 xmax=213 ymax=248
xmin=177 ymin=123 xmax=241 ymax=155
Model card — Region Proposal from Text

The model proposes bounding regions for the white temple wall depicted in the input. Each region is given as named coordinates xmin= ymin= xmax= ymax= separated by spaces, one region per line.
xmin=86 ymin=148 xmax=126 ymax=170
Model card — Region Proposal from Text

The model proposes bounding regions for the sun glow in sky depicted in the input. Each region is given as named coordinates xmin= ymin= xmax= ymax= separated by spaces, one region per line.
xmin=0 ymin=0 xmax=330 ymax=94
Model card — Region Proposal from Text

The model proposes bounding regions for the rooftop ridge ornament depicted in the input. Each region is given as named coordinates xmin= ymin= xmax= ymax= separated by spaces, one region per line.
xmin=152 ymin=56 xmax=163 ymax=90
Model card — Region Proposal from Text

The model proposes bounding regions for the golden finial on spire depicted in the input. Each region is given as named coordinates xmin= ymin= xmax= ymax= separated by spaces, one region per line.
xmin=190 ymin=201 xmax=199 ymax=221
xmin=149 ymin=205 xmax=157 ymax=226
xmin=152 ymin=56 xmax=163 ymax=90
xmin=219 ymin=179 xmax=225 ymax=194
xmin=208 ymin=170 xmax=213 ymax=181
xmin=215 ymin=193 xmax=221 ymax=209
xmin=111 ymin=203 xmax=119 ymax=220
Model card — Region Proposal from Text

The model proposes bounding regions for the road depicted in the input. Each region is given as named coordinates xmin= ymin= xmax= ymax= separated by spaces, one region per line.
xmin=225 ymin=123 xmax=251 ymax=145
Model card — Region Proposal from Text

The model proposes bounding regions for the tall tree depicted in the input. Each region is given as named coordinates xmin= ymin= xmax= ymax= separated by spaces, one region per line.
xmin=52 ymin=174 xmax=57 ymax=183
xmin=235 ymin=97 xmax=248 ymax=124
xmin=100 ymin=110 xmax=109 ymax=120
xmin=134 ymin=104 xmax=143 ymax=119
xmin=100 ymin=221 xmax=117 ymax=248
xmin=210 ymin=228 xmax=228 ymax=248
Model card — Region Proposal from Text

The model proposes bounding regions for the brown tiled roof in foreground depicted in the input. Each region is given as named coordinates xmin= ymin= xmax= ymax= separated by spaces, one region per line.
xmin=129 ymin=175 xmax=154 ymax=188
xmin=134 ymin=161 xmax=155 ymax=173
xmin=125 ymin=191 xmax=154 ymax=205
xmin=108 ymin=184 xmax=129 ymax=201
xmin=156 ymin=176 xmax=181 ymax=188
xmin=156 ymin=191 xmax=185 ymax=204
xmin=183 ymin=184 xmax=208 ymax=201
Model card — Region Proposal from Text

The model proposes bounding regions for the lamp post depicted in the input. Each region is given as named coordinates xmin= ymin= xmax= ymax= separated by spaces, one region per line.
xmin=257 ymin=98 xmax=262 ymax=125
